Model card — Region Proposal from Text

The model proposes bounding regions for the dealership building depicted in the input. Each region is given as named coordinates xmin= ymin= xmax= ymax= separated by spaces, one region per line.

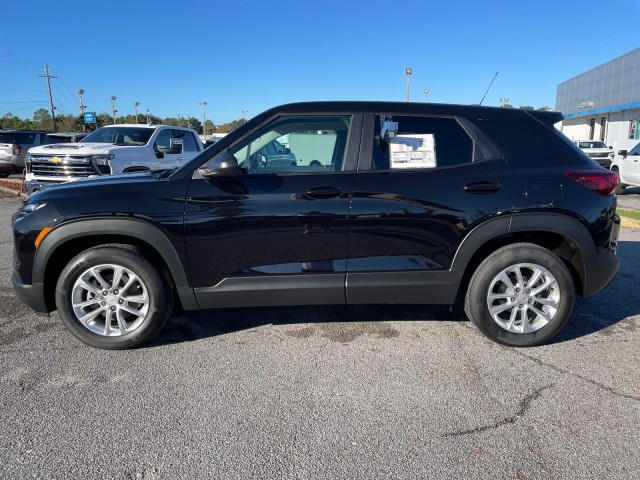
xmin=556 ymin=47 xmax=640 ymax=152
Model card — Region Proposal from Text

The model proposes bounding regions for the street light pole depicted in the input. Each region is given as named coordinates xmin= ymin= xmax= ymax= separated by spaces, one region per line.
xmin=78 ymin=89 xmax=85 ymax=132
xmin=200 ymin=101 xmax=208 ymax=139
xmin=146 ymin=109 xmax=150 ymax=123
xmin=406 ymin=67 xmax=412 ymax=102
xmin=111 ymin=96 xmax=117 ymax=124
xmin=500 ymin=97 xmax=509 ymax=108
xmin=424 ymin=88 xmax=429 ymax=103
xmin=134 ymin=102 xmax=139 ymax=123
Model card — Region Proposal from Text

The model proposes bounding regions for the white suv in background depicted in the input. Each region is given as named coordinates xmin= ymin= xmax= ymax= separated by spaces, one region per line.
xmin=611 ymin=142 xmax=640 ymax=194
xmin=24 ymin=124 xmax=203 ymax=193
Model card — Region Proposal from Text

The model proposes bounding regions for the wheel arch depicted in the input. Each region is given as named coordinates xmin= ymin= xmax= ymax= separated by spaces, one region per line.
xmin=34 ymin=218 xmax=197 ymax=312
xmin=452 ymin=213 xmax=595 ymax=298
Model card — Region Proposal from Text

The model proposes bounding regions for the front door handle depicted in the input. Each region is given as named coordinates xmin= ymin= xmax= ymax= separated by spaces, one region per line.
xmin=464 ymin=181 xmax=501 ymax=193
xmin=305 ymin=186 xmax=343 ymax=199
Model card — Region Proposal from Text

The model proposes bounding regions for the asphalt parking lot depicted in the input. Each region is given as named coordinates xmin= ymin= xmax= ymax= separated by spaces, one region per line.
xmin=1 ymin=190 xmax=639 ymax=479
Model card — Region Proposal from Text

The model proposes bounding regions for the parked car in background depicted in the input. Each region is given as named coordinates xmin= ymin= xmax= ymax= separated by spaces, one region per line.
xmin=0 ymin=129 xmax=52 ymax=177
xmin=0 ymin=130 xmax=88 ymax=177
xmin=12 ymin=101 xmax=620 ymax=350
xmin=24 ymin=124 xmax=203 ymax=193
xmin=573 ymin=139 xmax=615 ymax=167
xmin=611 ymin=142 xmax=640 ymax=194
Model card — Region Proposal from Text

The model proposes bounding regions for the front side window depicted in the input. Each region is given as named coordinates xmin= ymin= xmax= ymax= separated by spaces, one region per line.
xmin=229 ymin=115 xmax=351 ymax=175
xmin=372 ymin=115 xmax=473 ymax=170
xmin=175 ymin=130 xmax=199 ymax=152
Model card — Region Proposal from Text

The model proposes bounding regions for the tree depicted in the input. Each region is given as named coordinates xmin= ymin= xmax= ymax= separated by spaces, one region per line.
xmin=518 ymin=105 xmax=534 ymax=110
xmin=33 ymin=108 xmax=53 ymax=130
xmin=57 ymin=114 xmax=81 ymax=132
xmin=537 ymin=106 xmax=554 ymax=111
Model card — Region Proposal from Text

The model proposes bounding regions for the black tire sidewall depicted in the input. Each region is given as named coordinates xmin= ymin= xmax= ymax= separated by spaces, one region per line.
xmin=465 ymin=243 xmax=575 ymax=347
xmin=55 ymin=246 xmax=172 ymax=349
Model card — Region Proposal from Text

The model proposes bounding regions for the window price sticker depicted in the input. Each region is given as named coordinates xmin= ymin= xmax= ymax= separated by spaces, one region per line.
xmin=390 ymin=134 xmax=436 ymax=169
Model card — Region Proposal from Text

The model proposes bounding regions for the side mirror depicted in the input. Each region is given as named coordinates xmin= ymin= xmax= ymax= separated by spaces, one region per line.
xmin=199 ymin=151 xmax=238 ymax=179
xmin=155 ymin=151 xmax=164 ymax=159
xmin=618 ymin=149 xmax=628 ymax=158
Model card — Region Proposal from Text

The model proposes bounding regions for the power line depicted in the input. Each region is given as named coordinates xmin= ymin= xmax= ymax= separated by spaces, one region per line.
xmin=0 ymin=52 xmax=44 ymax=65
xmin=0 ymin=101 xmax=48 ymax=105
xmin=0 ymin=103 xmax=49 ymax=116
xmin=0 ymin=88 xmax=48 ymax=93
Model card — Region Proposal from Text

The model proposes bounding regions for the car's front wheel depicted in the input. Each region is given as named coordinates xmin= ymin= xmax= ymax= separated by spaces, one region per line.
xmin=55 ymin=245 xmax=174 ymax=349
xmin=612 ymin=168 xmax=626 ymax=195
xmin=464 ymin=243 xmax=575 ymax=347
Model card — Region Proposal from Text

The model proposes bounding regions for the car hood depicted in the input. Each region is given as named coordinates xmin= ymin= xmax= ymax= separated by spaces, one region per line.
xmin=27 ymin=172 xmax=160 ymax=201
xmin=28 ymin=142 xmax=128 ymax=155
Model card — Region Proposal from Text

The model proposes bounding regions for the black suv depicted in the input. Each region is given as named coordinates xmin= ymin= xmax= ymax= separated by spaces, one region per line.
xmin=11 ymin=102 xmax=620 ymax=349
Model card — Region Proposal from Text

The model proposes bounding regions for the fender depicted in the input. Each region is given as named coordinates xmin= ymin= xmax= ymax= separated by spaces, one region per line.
xmin=34 ymin=217 xmax=199 ymax=310
xmin=451 ymin=212 xmax=604 ymax=296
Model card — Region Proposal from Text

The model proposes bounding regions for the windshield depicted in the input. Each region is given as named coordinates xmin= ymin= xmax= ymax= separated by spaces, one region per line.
xmin=81 ymin=127 xmax=154 ymax=146
xmin=578 ymin=141 xmax=607 ymax=149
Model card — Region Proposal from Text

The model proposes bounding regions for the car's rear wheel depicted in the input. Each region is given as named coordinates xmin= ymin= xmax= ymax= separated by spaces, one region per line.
xmin=464 ymin=243 xmax=575 ymax=347
xmin=55 ymin=245 xmax=174 ymax=349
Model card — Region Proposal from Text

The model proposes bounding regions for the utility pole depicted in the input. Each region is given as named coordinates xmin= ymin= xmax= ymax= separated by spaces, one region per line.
xmin=78 ymin=89 xmax=85 ymax=132
xmin=134 ymin=102 xmax=139 ymax=123
xmin=39 ymin=63 xmax=57 ymax=131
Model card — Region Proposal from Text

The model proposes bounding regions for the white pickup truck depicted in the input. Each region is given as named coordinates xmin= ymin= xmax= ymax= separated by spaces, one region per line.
xmin=611 ymin=142 xmax=640 ymax=194
xmin=24 ymin=124 xmax=203 ymax=193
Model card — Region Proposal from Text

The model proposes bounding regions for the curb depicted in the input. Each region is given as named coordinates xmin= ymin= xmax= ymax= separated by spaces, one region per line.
xmin=0 ymin=186 xmax=26 ymax=197
xmin=621 ymin=216 xmax=640 ymax=230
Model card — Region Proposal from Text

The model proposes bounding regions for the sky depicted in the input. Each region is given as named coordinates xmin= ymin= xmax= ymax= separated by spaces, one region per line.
xmin=1 ymin=0 xmax=639 ymax=125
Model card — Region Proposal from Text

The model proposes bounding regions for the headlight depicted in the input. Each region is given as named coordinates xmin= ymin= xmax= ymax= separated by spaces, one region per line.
xmin=90 ymin=154 xmax=115 ymax=165
xmin=13 ymin=202 xmax=47 ymax=220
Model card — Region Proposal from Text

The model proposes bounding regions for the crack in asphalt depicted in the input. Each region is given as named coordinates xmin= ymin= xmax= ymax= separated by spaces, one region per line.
xmin=443 ymin=384 xmax=554 ymax=437
xmin=511 ymin=349 xmax=640 ymax=403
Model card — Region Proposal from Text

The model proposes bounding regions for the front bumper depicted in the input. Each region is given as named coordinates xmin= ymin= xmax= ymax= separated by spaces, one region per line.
xmin=23 ymin=180 xmax=62 ymax=194
xmin=11 ymin=272 xmax=49 ymax=316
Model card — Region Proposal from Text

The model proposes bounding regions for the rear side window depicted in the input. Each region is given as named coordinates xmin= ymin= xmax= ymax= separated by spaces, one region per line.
xmin=372 ymin=116 xmax=473 ymax=170
xmin=15 ymin=132 xmax=38 ymax=144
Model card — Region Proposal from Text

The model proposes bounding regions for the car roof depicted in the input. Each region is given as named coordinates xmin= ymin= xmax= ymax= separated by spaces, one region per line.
xmin=256 ymin=101 xmax=564 ymax=126
xmin=103 ymin=124 xmax=194 ymax=130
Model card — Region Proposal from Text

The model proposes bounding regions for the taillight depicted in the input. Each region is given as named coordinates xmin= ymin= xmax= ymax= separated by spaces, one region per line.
xmin=12 ymin=144 xmax=21 ymax=156
xmin=565 ymin=170 xmax=618 ymax=196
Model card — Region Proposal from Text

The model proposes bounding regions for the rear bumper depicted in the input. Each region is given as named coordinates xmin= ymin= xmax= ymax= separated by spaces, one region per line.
xmin=11 ymin=272 xmax=49 ymax=316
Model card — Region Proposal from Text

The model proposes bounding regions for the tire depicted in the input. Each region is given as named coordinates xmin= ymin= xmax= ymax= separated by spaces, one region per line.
xmin=613 ymin=168 xmax=626 ymax=195
xmin=464 ymin=243 xmax=575 ymax=347
xmin=55 ymin=245 xmax=174 ymax=349
xmin=0 ymin=172 xmax=9 ymax=178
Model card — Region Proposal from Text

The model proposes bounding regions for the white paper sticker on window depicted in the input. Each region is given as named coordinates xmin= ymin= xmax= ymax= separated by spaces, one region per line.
xmin=390 ymin=134 xmax=436 ymax=169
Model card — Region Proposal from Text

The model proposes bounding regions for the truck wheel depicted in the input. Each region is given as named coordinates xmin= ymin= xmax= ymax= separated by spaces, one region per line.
xmin=612 ymin=169 xmax=626 ymax=195
xmin=464 ymin=243 xmax=575 ymax=347
xmin=55 ymin=245 xmax=174 ymax=349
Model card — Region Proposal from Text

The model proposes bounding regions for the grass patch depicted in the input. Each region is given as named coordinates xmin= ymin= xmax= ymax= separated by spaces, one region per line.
xmin=618 ymin=208 xmax=640 ymax=221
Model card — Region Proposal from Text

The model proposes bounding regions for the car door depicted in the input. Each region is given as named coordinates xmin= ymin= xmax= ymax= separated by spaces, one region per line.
xmin=152 ymin=129 xmax=185 ymax=169
xmin=346 ymin=113 xmax=514 ymax=305
xmin=183 ymin=113 xmax=362 ymax=308
xmin=623 ymin=143 xmax=640 ymax=184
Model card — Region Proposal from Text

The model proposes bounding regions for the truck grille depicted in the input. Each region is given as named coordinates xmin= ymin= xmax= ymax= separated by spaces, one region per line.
xmin=587 ymin=152 xmax=610 ymax=159
xmin=28 ymin=154 xmax=99 ymax=178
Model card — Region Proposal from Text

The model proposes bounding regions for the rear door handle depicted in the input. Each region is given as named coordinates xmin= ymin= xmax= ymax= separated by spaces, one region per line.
xmin=464 ymin=181 xmax=501 ymax=193
xmin=305 ymin=186 xmax=343 ymax=199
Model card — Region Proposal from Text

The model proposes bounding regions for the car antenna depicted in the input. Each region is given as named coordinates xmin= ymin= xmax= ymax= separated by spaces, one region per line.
xmin=479 ymin=71 xmax=499 ymax=106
